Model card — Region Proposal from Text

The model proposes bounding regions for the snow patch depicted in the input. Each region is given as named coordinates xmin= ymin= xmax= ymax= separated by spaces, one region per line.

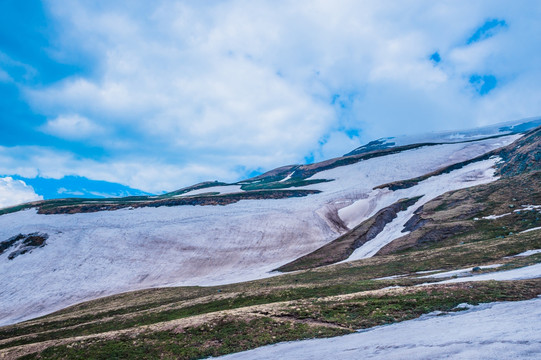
xmin=372 ymin=274 xmax=408 ymax=281
xmin=508 ymin=249 xmax=541 ymax=257
xmin=425 ymin=263 xmax=541 ymax=285
xmin=174 ymin=185 xmax=243 ymax=197
xmin=453 ymin=303 xmax=475 ymax=310
xmin=418 ymin=264 xmax=503 ymax=279
xmin=478 ymin=213 xmax=512 ymax=220
xmin=521 ymin=227 xmax=541 ymax=234
xmin=279 ymin=172 xmax=294 ymax=182
xmin=474 ymin=205 xmax=541 ymax=221
xmin=516 ymin=204 xmax=541 ymax=212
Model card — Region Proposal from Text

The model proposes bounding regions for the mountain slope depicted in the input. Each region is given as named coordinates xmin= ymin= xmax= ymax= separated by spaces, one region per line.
xmin=0 ymin=122 xmax=540 ymax=359
xmin=0 ymin=133 xmax=519 ymax=327
xmin=278 ymin=125 xmax=540 ymax=270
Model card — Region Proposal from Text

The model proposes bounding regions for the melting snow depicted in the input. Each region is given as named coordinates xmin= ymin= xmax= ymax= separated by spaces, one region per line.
xmin=516 ymin=204 xmax=541 ymax=212
xmin=521 ymin=227 xmax=541 ymax=234
xmin=475 ymin=205 xmax=541 ymax=221
xmin=345 ymin=158 xmax=501 ymax=261
xmin=509 ymin=249 xmax=541 ymax=257
xmin=479 ymin=213 xmax=512 ymax=220
xmin=372 ymin=274 xmax=409 ymax=281
xmin=279 ymin=172 xmax=294 ymax=182
xmin=428 ymin=263 xmax=541 ymax=285
xmin=418 ymin=264 xmax=503 ymax=279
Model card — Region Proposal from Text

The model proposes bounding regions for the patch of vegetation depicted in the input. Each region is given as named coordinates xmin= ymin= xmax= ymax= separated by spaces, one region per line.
xmin=0 ymin=234 xmax=25 ymax=255
xmin=239 ymin=178 xmax=332 ymax=191
xmin=281 ymin=280 xmax=541 ymax=330
xmin=0 ymin=203 xmax=36 ymax=216
xmin=0 ymin=189 xmax=321 ymax=215
xmin=12 ymin=279 xmax=541 ymax=359
xmin=162 ymin=181 xmax=230 ymax=197
xmin=21 ymin=317 xmax=347 ymax=360
xmin=497 ymin=126 xmax=541 ymax=177
xmin=377 ymin=170 xmax=541 ymax=255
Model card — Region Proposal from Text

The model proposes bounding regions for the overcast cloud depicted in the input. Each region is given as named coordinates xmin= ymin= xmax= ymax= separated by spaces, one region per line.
xmin=0 ymin=0 xmax=540 ymax=192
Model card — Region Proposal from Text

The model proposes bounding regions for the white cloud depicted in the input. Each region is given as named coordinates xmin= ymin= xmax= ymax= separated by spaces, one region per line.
xmin=0 ymin=68 xmax=12 ymax=82
xmin=7 ymin=0 xmax=541 ymax=191
xmin=0 ymin=145 xmax=239 ymax=193
xmin=41 ymin=114 xmax=105 ymax=140
xmin=0 ymin=177 xmax=42 ymax=209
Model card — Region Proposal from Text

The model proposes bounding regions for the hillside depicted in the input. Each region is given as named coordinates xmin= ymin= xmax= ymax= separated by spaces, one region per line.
xmin=0 ymin=121 xmax=540 ymax=359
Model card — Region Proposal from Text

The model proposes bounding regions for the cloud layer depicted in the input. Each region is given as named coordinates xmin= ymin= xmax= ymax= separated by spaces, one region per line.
xmin=1 ymin=0 xmax=540 ymax=192
xmin=0 ymin=177 xmax=42 ymax=208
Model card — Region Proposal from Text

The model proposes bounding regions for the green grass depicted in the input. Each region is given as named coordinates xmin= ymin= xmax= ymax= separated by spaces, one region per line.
xmin=20 ymin=317 xmax=347 ymax=360
xmin=282 ymin=280 xmax=541 ymax=329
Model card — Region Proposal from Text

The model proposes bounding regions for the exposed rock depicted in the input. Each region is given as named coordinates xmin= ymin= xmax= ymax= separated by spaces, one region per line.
xmin=401 ymin=206 xmax=429 ymax=233
xmin=1 ymin=233 xmax=49 ymax=260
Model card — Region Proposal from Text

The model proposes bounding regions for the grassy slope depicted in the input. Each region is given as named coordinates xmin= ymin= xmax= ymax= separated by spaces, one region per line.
xmin=0 ymin=189 xmax=321 ymax=216
xmin=278 ymin=126 xmax=540 ymax=270
xmin=376 ymin=124 xmax=540 ymax=254
xmin=377 ymin=170 xmax=540 ymax=255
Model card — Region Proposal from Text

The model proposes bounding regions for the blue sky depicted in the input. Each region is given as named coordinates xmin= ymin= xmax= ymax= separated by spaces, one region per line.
xmin=1 ymin=0 xmax=541 ymax=205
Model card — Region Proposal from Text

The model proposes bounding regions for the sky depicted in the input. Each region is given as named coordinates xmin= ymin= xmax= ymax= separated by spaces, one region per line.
xmin=1 ymin=0 xmax=541 ymax=206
